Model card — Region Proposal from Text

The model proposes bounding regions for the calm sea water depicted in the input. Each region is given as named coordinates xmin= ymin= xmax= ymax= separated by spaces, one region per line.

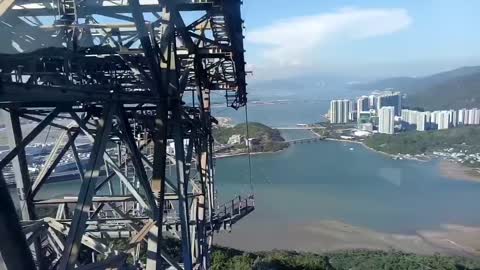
xmin=212 ymin=99 xmax=330 ymax=127
xmin=213 ymin=101 xmax=480 ymax=234
xmin=216 ymin=131 xmax=480 ymax=234
xmin=33 ymin=100 xmax=480 ymax=235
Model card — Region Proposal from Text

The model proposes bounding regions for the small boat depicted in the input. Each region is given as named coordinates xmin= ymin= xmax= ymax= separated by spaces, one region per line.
xmin=349 ymin=148 xmax=354 ymax=151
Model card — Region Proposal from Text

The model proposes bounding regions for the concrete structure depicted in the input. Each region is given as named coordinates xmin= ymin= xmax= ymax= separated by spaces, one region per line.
xmin=378 ymin=106 xmax=395 ymax=134
xmin=356 ymin=96 xmax=369 ymax=120
xmin=357 ymin=110 xmax=374 ymax=125
xmin=368 ymin=95 xmax=377 ymax=110
xmin=449 ymin=110 xmax=458 ymax=127
xmin=228 ymin=134 xmax=242 ymax=145
xmin=438 ymin=111 xmax=451 ymax=130
xmin=458 ymin=108 xmax=468 ymax=125
xmin=376 ymin=91 xmax=402 ymax=116
xmin=356 ymin=96 xmax=368 ymax=108
xmin=416 ymin=112 xmax=427 ymax=131
xmin=475 ymin=109 xmax=480 ymax=125
xmin=330 ymin=99 xmax=351 ymax=124
xmin=467 ymin=109 xmax=476 ymax=125
xmin=359 ymin=122 xmax=374 ymax=132
xmin=347 ymin=100 xmax=354 ymax=121
xmin=354 ymin=130 xmax=371 ymax=137
xmin=401 ymin=109 xmax=418 ymax=125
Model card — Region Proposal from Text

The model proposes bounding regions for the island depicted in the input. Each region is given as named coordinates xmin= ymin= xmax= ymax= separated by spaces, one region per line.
xmin=213 ymin=122 xmax=288 ymax=157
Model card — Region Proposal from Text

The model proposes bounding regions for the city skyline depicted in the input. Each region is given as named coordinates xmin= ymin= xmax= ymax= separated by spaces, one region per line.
xmin=329 ymin=90 xmax=480 ymax=134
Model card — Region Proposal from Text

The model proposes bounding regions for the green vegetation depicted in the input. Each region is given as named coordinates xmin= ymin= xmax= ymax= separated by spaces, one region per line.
xmin=213 ymin=122 xmax=288 ymax=152
xmin=211 ymin=248 xmax=480 ymax=270
xmin=364 ymin=126 xmax=480 ymax=156
xmin=408 ymin=71 xmax=480 ymax=110
xmin=350 ymin=66 xmax=480 ymax=110
xmin=62 ymin=237 xmax=480 ymax=269
xmin=313 ymin=128 xmax=331 ymax=138
xmin=312 ymin=123 xmax=357 ymax=139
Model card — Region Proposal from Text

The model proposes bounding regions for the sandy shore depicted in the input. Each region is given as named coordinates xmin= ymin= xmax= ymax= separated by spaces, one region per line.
xmin=214 ymin=131 xmax=480 ymax=257
xmin=215 ymin=219 xmax=480 ymax=258
xmin=439 ymin=160 xmax=480 ymax=183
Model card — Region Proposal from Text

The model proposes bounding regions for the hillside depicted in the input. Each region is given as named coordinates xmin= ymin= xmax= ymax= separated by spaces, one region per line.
xmin=101 ymin=238 xmax=480 ymax=270
xmin=212 ymin=122 xmax=288 ymax=153
xmin=409 ymin=72 xmax=480 ymax=110
xmin=212 ymin=248 xmax=480 ymax=270
xmin=364 ymin=126 xmax=480 ymax=158
xmin=350 ymin=66 xmax=480 ymax=110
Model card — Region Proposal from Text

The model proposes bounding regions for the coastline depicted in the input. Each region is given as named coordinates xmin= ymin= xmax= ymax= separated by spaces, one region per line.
xmin=329 ymin=138 xmax=480 ymax=183
xmin=214 ymin=147 xmax=287 ymax=159
xmin=439 ymin=160 xmax=480 ymax=183
xmin=315 ymin=130 xmax=480 ymax=183
xmin=216 ymin=219 xmax=480 ymax=258
xmin=213 ymin=128 xmax=480 ymax=258
xmin=310 ymin=129 xmax=400 ymax=159
xmin=217 ymin=130 xmax=480 ymax=183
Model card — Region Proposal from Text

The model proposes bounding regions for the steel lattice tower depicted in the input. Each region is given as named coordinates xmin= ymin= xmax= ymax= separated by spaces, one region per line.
xmin=0 ymin=0 xmax=253 ymax=269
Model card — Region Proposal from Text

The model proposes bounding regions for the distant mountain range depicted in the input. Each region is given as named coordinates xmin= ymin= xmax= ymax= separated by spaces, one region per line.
xmin=350 ymin=66 xmax=480 ymax=110
xmin=247 ymin=74 xmax=355 ymax=100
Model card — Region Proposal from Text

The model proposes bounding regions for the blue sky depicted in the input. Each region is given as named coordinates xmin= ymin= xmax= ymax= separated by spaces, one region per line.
xmin=242 ymin=0 xmax=480 ymax=80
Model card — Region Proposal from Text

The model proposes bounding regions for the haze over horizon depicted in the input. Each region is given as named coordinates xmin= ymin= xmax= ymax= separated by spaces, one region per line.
xmin=243 ymin=0 xmax=480 ymax=82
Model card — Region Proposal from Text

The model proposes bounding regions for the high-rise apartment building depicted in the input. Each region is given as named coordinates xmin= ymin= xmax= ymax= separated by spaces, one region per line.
xmin=416 ymin=112 xmax=427 ymax=131
xmin=376 ymin=91 xmax=402 ymax=116
xmin=330 ymin=99 xmax=351 ymax=124
xmin=458 ymin=108 xmax=466 ymax=125
xmin=378 ymin=106 xmax=395 ymax=134
xmin=356 ymin=96 xmax=369 ymax=120
xmin=474 ymin=109 xmax=480 ymax=125
xmin=401 ymin=109 xmax=418 ymax=125
xmin=449 ymin=110 xmax=458 ymax=127
xmin=438 ymin=111 xmax=450 ymax=130
xmin=368 ymin=95 xmax=377 ymax=110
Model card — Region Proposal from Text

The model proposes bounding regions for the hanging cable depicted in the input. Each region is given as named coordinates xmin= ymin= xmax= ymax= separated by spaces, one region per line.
xmin=41 ymin=125 xmax=52 ymax=155
xmin=244 ymin=103 xmax=254 ymax=193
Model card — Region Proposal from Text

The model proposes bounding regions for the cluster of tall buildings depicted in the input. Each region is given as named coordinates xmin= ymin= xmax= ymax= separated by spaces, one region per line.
xmin=402 ymin=108 xmax=480 ymax=131
xmin=329 ymin=91 xmax=402 ymax=126
xmin=458 ymin=108 xmax=480 ymax=125
xmin=328 ymin=89 xmax=480 ymax=135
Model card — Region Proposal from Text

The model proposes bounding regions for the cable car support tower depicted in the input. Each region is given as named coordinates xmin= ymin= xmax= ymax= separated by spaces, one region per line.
xmin=0 ymin=0 xmax=254 ymax=269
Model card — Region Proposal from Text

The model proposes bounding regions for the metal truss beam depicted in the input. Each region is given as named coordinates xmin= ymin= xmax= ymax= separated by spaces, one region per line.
xmin=0 ymin=0 xmax=252 ymax=269
xmin=58 ymin=104 xmax=116 ymax=269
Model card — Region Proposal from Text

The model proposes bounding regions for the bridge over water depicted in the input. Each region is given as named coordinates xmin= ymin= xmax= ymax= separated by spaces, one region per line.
xmin=275 ymin=126 xmax=323 ymax=130
xmin=286 ymin=137 xmax=324 ymax=144
xmin=275 ymin=126 xmax=325 ymax=144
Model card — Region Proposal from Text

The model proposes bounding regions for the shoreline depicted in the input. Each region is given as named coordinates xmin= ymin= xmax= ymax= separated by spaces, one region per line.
xmin=214 ymin=147 xmax=287 ymax=160
xmin=217 ymin=129 xmax=480 ymax=183
xmin=327 ymin=138 xmax=480 ymax=183
xmin=314 ymin=130 xmax=480 ymax=183
xmin=439 ymin=160 xmax=480 ymax=183
xmin=216 ymin=219 xmax=480 ymax=258
xmin=214 ymin=128 xmax=480 ymax=258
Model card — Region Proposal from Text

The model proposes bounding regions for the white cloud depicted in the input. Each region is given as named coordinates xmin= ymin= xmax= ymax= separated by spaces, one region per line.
xmin=246 ymin=7 xmax=412 ymax=80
